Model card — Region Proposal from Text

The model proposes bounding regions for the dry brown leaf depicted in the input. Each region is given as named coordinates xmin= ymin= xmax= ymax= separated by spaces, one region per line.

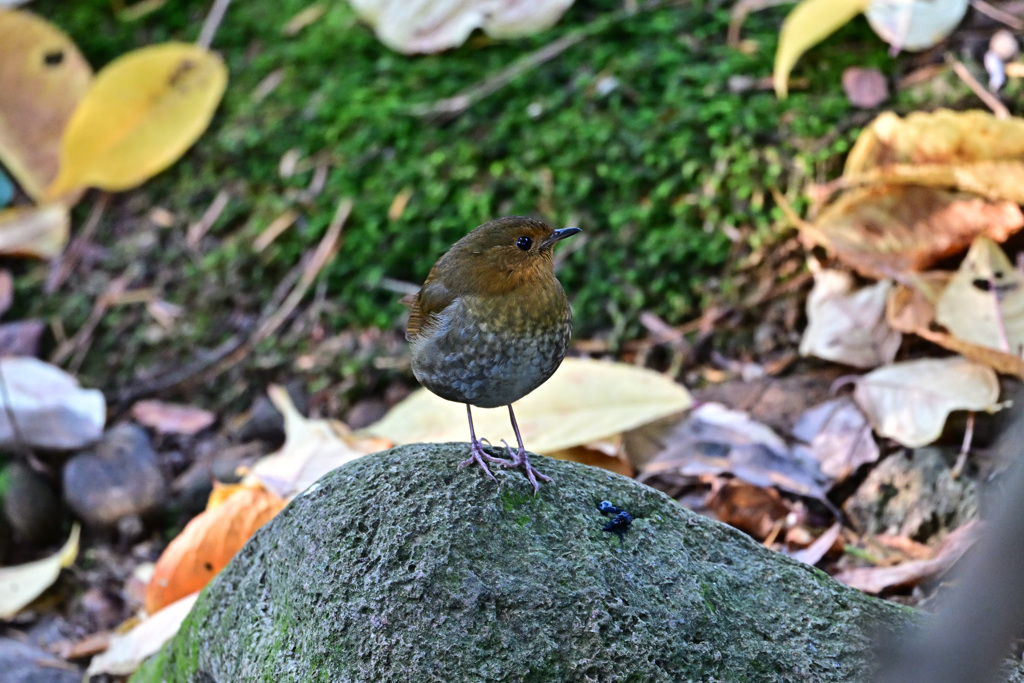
xmin=845 ymin=110 xmax=1024 ymax=173
xmin=885 ymin=274 xmax=950 ymax=334
xmin=366 ymin=358 xmax=693 ymax=455
xmin=915 ymin=327 xmax=1024 ymax=380
xmin=834 ymin=521 xmax=977 ymax=593
xmin=131 ymin=400 xmax=215 ymax=436
xmin=853 ymin=357 xmax=1001 ymax=448
xmin=546 ymin=445 xmax=634 ymax=477
xmin=845 ymin=160 xmax=1024 ymax=205
xmin=799 ymin=270 xmax=900 ymax=368
xmin=886 ymin=272 xmax=1024 ymax=378
xmin=935 ymin=235 xmax=1024 ymax=355
xmin=705 ymin=479 xmax=791 ymax=540
xmin=0 ymin=9 xmax=92 ymax=201
xmin=804 ymin=185 xmax=1024 ymax=279
xmin=144 ymin=485 xmax=285 ymax=614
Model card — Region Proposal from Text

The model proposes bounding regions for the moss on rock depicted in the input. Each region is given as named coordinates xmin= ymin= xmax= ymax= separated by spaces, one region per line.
xmin=23 ymin=1 xmax=902 ymax=397
xmin=134 ymin=443 xmax=947 ymax=682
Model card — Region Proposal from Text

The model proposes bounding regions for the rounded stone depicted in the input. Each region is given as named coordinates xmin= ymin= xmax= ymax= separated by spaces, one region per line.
xmin=62 ymin=423 xmax=167 ymax=527
xmin=135 ymin=443 xmax=927 ymax=682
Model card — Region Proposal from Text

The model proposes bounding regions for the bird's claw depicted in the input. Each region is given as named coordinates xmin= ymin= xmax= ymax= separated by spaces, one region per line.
xmin=459 ymin=439 xmax=513 ymax=481
xmin=499 ymin=439 xmax=552 ymax=495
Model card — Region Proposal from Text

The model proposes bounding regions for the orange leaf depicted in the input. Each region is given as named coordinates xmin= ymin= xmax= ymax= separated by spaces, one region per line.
xmin=145 ymin=485 xmax=285 ymax=614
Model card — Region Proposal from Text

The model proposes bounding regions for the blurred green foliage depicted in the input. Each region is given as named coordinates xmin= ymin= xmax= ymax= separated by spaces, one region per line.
xmin=25 ymin=0 xmax=894 ymax=391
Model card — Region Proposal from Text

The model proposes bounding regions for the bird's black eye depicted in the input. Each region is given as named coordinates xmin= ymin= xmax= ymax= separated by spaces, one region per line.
xmin=516 ymin=236 xmax=533 ymax=251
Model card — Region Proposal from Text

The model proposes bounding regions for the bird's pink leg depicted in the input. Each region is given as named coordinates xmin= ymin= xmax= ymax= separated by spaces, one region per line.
xmin=459 ymin=404 xmax=512 ymax=480
xmin=501 ymin=404 xmax=551 ymax=494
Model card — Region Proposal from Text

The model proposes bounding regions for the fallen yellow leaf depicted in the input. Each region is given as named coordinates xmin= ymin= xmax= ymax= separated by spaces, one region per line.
xmin=773 ymin=0 xmax=869 ymax=98
xmin=0 ymin=9 xmax=92 ymax=201
xmin=936 ymin=236 xmax=1024 ymax=355
xmin=45 ymin=42 xmax=227 ymax=198
xmin=0 ymin=523 xmax=80 ymax=618
xmin=845 ymin=110 xmax=1024 ymax=174
xmin=365 ymin=357 xmax=693 ymax=454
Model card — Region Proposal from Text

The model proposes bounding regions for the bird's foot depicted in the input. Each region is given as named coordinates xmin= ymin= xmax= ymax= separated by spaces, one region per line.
xmin=458 ymin=438 xmax=513 ymax=482
xmin=500 ymin=440 xmax=552 ymax=495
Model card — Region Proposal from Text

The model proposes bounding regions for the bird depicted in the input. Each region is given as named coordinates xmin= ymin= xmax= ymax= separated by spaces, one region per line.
xmin=405 ymin=216 xmax=580 ymax=494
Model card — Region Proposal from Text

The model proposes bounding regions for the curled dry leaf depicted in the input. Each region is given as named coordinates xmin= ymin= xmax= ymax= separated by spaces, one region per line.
xmin=365 ymin=357 xmax=693 ymax=457
xmin=803 ymin=185 xmax=1024 ymax=280
xmin=245 ymin=385 xmax=390 ymax=499
xmin=347 ymin=0 xmax=576 ymax=54
xmin=85 ymin=591 xmax=199 ymax=678
xmin=638 ymin=403 xmax=830 ymax=504
xmin=834 ymin=521 xmax=976 ymax=593
xmin=0 ymin=9 xmax=92 ymax=201
xmin=799 ymin=270 xmax=900 ymax=368
xmin=935 ymin=236 xmax=1024 ymax=355
xmin=45 ymin=43 xmax=228 ymax=198
xmin=0 ymin=523 xmax=79 ymax=618
xmin=853 ymin=357 xmax=1000 ymax=448
xmin=0 ymin=202 xmax=69 ymax=258
xmin=792 ymin=397 xmax=879 ymax=482
xmin=144 ymin=485 xmax=285 ymax=614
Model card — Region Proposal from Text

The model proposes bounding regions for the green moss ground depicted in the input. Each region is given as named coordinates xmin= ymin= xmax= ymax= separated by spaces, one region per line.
xmin=18 ymin=0 xmax=961 ymax=402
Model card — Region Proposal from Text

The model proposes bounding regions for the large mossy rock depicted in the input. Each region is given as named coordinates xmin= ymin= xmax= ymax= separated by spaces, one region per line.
xmin=136 ymin=444 xmax=919 ymax=682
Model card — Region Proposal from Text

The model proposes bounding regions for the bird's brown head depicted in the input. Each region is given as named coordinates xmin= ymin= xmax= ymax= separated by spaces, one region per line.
xmin=434 ymin=216 xmax=581 ymax=297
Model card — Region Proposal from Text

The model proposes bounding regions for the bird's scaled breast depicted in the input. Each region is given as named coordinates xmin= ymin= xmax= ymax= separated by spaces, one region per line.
xmin=410 ymin=290 xmax=572 ymax=408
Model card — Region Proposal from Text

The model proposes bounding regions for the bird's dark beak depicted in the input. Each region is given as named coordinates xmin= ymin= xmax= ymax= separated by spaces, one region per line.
xmin=541 ymin=227 xmax=581 ymax=249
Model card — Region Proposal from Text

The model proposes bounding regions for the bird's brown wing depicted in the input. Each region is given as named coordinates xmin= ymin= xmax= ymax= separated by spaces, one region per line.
xmin=405 ymin=275 xmax=454 ymax=341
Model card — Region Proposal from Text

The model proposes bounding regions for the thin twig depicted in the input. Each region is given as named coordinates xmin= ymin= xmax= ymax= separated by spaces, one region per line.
xmin=951 ymin=411 xmax=976 ymax=479
xmin=51 ymin=274 xmax=129 ymax=369
xmin=196 ymin=0 xmax=232 ymax=49
xmin=186 ymin=189 xmax=230 ymax=248
xmin=409 ymin=32 xmax=587 ymax=119
xmin=45 ymin=193 xmax=109 ymax=294
xmin=254 ymin=198 xmax=350 ymax=340
xmin=970 ymin=0 xmax=1024 ymax=31
xmin=112 ymin=198 xmax=352 ymax=409
xmin=948 ymin=54 xmax=1010 ymax=118
xmin=410 ymin=0 xmax=675 ymax=120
